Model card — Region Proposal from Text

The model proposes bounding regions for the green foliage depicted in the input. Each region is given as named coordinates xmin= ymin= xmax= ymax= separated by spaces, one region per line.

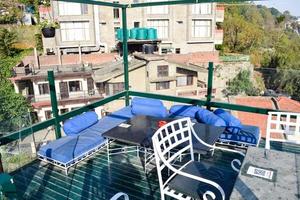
xmin=0 ymin=28 xmax=18 ymax=57
xmin=39 ymin=19 xmax=60 ymax=30
xmin=35 ymin=33 xmax=43 ymax=51
xmin=0 ymin=50 xmax=31 ymax=125
xmin=223 ymin=4 xmax=300 ymax=101
xmin=226 ymin=70 xmax=259 ymax=96
xmin=0 ymin=1 xmax=23 ymax=24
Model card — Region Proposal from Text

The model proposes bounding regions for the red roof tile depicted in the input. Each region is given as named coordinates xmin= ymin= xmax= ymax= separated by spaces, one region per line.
xmin=276 ymin=97 xmax=300 ymax=113
xmin=234 ymin=97 xmax=275 ymax=139
xmin=167 ymin=52 xmax=220 ymax=66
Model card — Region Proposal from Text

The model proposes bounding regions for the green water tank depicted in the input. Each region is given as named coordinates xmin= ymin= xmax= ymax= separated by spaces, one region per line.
xmin=116 ymin=29 xmax=130 ymax=41
xmin=136 ymin=28 xmax=148 ymax=40
xmin=130 ymin=28 xmax=138 ymax=39
xmin=147 ymin=28 xmax=157 ymax=40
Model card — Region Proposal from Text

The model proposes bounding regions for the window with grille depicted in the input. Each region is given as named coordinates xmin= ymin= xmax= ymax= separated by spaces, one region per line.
xmin=157 ymin=65 xmax=169 ymax=77
xmin=38 ymin=83 xmax=49 ymax=95
xmin=68 ymin=81 xmax=82 ymax=92
xmin=112 ymin=83 xmax=124 ymax=95
xmin=192 ymin=3 xmax=212 ymax=15
xmin=147 ymin=19 xmax=169 ymax=39
xmin=58 ymin=2 xmax=88 ymax=15
xmin=60 ymin=22 xmax=90 ymax=41
xmin=156 ymin=81 xmax=170 ymax=90
xmin=192 ymin=20 xmax=212 ymax=38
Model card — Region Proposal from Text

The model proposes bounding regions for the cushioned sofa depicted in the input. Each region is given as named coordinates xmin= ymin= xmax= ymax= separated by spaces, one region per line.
xmin=38 ymin=97 xmax=260 ymax=174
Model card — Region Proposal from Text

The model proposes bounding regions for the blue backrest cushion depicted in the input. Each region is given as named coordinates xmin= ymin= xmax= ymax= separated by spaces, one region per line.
xmin=131 ymin=97 xmax=164 ymax=107
xmin=63 ymin=111 xmax=99 ymax=135
xmin=169 ymin=105 xmax=203 ymax=119
xmin=196 ymin=109 xmax=226 ymax=127
xmin=213 ymin=109 xmax=242 ymax=129
xmin=131 ymin=97 xmax=168 ymax=118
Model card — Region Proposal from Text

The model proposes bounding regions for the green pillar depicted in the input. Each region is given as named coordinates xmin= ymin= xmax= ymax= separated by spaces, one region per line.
xmin=206 ymin=62 xmax=214 ymax=110
xmin=122 ymin=7 xmax=130 ymax=106
xmin=48 ymin=71 xmax=61 ymax=139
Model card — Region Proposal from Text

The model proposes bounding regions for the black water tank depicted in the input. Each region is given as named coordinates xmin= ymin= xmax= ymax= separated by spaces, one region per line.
xmin=143 ymin=44 xmax=154 ymax=54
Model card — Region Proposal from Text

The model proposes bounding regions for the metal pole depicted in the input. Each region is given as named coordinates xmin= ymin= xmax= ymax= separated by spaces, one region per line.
xmin=0 ymin=153 xmax=4 ymax=173
xmin=48 ymin=71 xmax=61 ymax=139
xmin=122 ymin=7 xmax=130 ymax=106
xmin=206 ymin=62 xmax=214 ymax=110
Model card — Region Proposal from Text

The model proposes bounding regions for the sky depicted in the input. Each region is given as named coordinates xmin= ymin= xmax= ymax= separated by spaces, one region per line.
xmin=255 ymin=0 xmax=300 ymax=16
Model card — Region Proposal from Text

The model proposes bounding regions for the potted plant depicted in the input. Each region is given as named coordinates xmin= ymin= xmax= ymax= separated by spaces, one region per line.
xmin=40 ymin=19 xmax=59 ymax=38
xmin=39 ymin=0 xmax=59 ymax=38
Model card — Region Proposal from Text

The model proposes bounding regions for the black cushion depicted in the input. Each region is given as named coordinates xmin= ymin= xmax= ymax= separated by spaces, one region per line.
xmin=168 ymin=161 xmax=237 ymax=200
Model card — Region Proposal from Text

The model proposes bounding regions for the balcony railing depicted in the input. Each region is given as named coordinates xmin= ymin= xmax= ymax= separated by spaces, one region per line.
xmin=26 ymin=89 xmax=104 ymax=103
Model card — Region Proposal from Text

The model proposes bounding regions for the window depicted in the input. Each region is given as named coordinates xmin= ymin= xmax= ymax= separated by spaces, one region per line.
xmin=45 ymin=110 xmax=52 ymax=120
xmin=113 ymin=8 xmax=120 ymax=19
xmin=176 ymin=75 xmax=193 ymax=86
xmin=192 ymin=3 xmax=212 ymax=14
xmin=134 ymin=22 xmax=140 ymax=28
xmin=60 ymin=22 xmax=90 ymax=42
xmin=157 ymin=65 xmax=169 ymax=77
xmin=112 ymin=83 xmax=124 ymax=95
xmin=175 ymin=48 xmax=181 ymax=54
xmin=192 ymin=20 xmax=211 ymax=38
xmin=38 ymin=83 xmax=49 ymax=95
xmin=147 ymin=20 xmax=169 ymax=39
xmin=156 ymin=81 xmax=170 ymax=90
xmin=58 ymin=2 xmax=88 ymax=15
xmin=147 ymin=0 xmax=168 ymax=14
xmin=68 ymin=81 xmax=82 ymax=92
xmin=60 ymin=108 xmax=69 ymax=114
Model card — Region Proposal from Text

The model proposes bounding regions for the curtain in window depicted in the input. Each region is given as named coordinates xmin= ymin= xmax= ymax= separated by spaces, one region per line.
xmin=61 ymin=22 xmax=90 ymax=41
xmin=192 ymin=20 xmax=211 ymax=38
xmin=192 ymin=3 xmax=212 ymax=15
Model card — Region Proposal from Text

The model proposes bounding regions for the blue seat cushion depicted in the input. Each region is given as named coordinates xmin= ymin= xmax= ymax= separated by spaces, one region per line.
xmin=131 ymin=97 xmax=164 ymax=106
xmin=98 ymin=106 xmax=134 ymax=132
xmin=214 ymin=109 xmax=242 ymax=132
xmin=38 ymin=106 xmax=134 ymax=164
xmin=39 ymin=123 xmax=106 ymax=164
xmin=169 ymin=105 xmax=203 ymax=119
xmin=63 ymin=111 xmax=98 ymax=135
xmin=219 ymin=124 xmax=260 ymax=146
xmin=196 ymin=109 xmax=226 ymax=127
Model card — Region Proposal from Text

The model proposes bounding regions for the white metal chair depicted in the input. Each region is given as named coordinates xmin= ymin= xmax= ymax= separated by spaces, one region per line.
xmin=152 ymin=117 xmax=245 ymax=200
xmin=110 ymin=192 xmax=129 ymax=200
xmin=265 ymin=112 xmax=300 ymax=149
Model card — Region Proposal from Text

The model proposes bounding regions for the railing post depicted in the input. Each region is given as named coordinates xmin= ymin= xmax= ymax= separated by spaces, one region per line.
xmin=48 ymin=71 xmax=61 ymax=139
xmin=206 ymin=62 xmax=214 ymax=110
xmin=0 ymin=153 xmax=4 ymax=173
xmin=122 ymin=6 xmax=130 ymax=106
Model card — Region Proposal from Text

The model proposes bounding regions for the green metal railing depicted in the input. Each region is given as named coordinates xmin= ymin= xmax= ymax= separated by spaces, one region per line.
xmin=0 ymin=0 xmax=273 ymax=166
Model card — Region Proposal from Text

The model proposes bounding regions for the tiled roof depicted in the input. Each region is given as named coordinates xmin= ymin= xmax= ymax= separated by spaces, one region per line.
xmin=275 ymin=96 xmax=300 ymax=112
xmin=166 ymin=52 xmax=220 ymax=66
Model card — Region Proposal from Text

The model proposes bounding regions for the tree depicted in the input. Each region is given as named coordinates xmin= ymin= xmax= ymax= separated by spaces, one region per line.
xmin=226 ymin=70 xmax=259 ymax=96
xmin=0 ymin=28 xmax=18 ymax=57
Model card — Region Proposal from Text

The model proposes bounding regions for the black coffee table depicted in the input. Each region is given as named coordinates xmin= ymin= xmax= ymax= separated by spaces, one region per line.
xmin=103 ymin=115 xmax=225 ymax=153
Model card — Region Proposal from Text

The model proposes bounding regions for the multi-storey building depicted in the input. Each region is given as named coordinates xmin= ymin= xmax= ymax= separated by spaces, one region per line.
xmin=41 ymin=1 xmax=224 ymax=54
xmin=11 ymin=52 xmax=252 ymax=121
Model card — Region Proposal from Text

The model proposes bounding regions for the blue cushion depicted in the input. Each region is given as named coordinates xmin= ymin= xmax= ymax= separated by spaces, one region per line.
xmin=131 ymin=97 xmax=164 ymax=107
xmin=219 ymin=124 xmax=260 ymax=146
xmin=169 ymin=105 xmax=203 ymax=119
xmin=214 ymin=109 xmax=242 ymax=130
xmin=63 ymin=111 xmax=99 ymax=135
xmin=132 ymin=103 xmax=168 ymax=118
xmin=39 ymin=123 xmax=106 ymax=164
xmin=196 ymin=109 xmax=226 ymax=127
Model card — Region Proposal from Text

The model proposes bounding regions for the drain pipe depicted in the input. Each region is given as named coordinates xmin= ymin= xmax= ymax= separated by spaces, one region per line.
xmin=271 ymin=97 xmax=280 ymax=110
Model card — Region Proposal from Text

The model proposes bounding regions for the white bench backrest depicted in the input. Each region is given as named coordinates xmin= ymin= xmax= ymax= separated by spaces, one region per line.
xmin=265 ymin=112 xmax=300 ymax=149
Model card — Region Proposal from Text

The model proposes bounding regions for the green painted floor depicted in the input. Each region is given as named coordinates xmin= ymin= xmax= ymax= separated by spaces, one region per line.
xmin=11 ymin=140 xmax=300 ymax=200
